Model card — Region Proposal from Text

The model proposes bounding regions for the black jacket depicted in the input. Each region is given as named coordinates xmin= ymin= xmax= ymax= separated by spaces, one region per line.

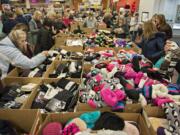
xmin=35 ymin=27 xmax=54 ymax=54
xmin=2 ymin=19 xmax=17 ymax=34
xmin=137 ymin=32 xmax=166 ymax=64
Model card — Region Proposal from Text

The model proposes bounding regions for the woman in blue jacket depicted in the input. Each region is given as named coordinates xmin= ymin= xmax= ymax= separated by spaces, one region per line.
xmin=136 ymin=21 xmax=165 ymax=64
xmin=0 ymin=29 xmax=49 ymax=79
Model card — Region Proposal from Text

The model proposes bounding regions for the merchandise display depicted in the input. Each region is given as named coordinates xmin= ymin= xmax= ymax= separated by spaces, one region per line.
xmin=31 ymin=78 xmax=79 ymax=112
xmin=42 ymin=112 xmax=140 ymax=135
xmin=0 ymin=83 xmax=37 ymax=109
xmin=0 ymin=4 xmax=179 ymax=135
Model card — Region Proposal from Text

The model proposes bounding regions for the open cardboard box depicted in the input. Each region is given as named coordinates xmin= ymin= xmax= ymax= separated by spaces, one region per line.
xmin=37 ymin=112 xmax=149 ymax=135
xmin=7 ymin=61 xmax=54 ymax=78
xmin=1 ymin=78 xmax=41 ymax=109
xmin=55 ymin=36 xmax=67 ymax=47
xmin=51 ymin=46 xmax=84 ymax=61
xmin=23 ymin=78 xmax=80 ymax=112
xmin=76 ymin=102 xmax=142 ymax=113
xmin=84 ymin=47 xmax=117 ymax=64
xmin=44 ymin=60 xmax=83 ymax=82
xmin=143 ymin=106 xmax=165 ymax=135
xmin=0 ymin=109 xmax=41 ymax=135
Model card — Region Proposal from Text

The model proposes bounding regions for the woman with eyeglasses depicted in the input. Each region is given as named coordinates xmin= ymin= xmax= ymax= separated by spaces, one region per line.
xmin=0 ymin=29 xmax=49 ymax=79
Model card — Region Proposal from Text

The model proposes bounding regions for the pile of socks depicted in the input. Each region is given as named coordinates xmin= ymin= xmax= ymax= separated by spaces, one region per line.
xmin=53 ymin=48 xmax=84 ymax=60
xmin=19 ymin=55 xmax=57 ymax=77
xmin=0 ymin=83 xmax=37 ymax=109
xmin=80 ymin=53 xmax=179 ymax=109
xmin=49 ymin=61 xmax=82 ymax=78
xmin=83 ymin=30 xmax=133 ymax=48
xmin=84 ymin=49 xmax=116 ymax=65
xmin=83 ymin=32 xmax=115 ymax=48
xmin=42 ymin=111 xmax=140 ymax=135
xmin=31 ymin=78 xmax=79 ymax=112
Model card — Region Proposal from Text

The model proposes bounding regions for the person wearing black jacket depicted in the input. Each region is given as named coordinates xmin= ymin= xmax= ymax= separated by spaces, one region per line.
xmin=15 ymin=8 xmax=28 ymax=26
xmin=2 ymin=11 xmax=17 ymax=34
xmin=35 ymin=19 xmax=54 ymax=54
xmin=136 ymin=21 xmax=165 ymax=64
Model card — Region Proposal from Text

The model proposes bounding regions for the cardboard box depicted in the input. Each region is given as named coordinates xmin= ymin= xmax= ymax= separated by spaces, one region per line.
xmin=51 ymin=46 xmax=84 ymax=61
xmin=7 ymin=61 xmax=54 ymax=78
xmin=76 ymin=102 xmax=142 ymax=113
xmin=143 ymin=106 xmax=165 ymax=135
xmin=23 ymin=78 xmax=80 ymax=111
xmin=0 ymin=109 xmax=40 ymax=135
xmin=44 ymin=60 xmax=82 ymax=82
xmin=37 ymin=112 xmax=149 ymax=135
xmin=1 ymin=78 xmax=41 ymax=109
xmin=81 ymin=28 xmax=94 ymax=34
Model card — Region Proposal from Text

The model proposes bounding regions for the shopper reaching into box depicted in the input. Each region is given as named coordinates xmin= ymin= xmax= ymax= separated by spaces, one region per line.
xmin=0 ymin=29 xmax=49 ymax=79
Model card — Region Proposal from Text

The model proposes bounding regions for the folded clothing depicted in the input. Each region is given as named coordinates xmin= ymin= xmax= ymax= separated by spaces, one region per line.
xmin=19 ymin=57 xmax=54 ymax=77
xmin=45 ymin=90 xmax=74 ymax=112
xmin=0 ymin=83 xmax=35 ymax=109
xmin=31 ymin=79 xmax=79 ymax=112
xmin=49 ymin=61 xmax=82 ymax=78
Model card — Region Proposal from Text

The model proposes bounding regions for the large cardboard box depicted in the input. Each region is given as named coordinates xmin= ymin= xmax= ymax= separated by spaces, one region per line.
xmin=51 ymin=46 xmax=84 ymax=61
xmin=76 ymin=102 xmax=142 ymax=113
xmin=1 ymin=78 xmax=41 ymax=109
xmin=6 ymin=60 xmax=54 ymax=78
xmin=37 ymin=112 xmax=149 ymax=135
xmin=143 ymin=106 xmax=165 ymax=135
xmin=23 ymin=78 xmax=80 ymax=112
xmin=44 ymin=60 xmax=83 ymax=82
xmin=0 ymin=109 xmax=40 ymax=135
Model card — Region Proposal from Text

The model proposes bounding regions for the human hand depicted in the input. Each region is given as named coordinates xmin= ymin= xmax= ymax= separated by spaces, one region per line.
xmin=42 ymin=51 xmax=49 ymax=57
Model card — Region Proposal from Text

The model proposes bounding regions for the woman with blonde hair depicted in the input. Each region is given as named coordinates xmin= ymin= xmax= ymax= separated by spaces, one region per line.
xmin=15 ymin=8 xmax=28 ymax=25
xmin=29 ymin=10 xmax=42 ymax=46
xmin=136 ymin=21 xmax=165 ymax=64
xmin=0 ymin=29 xmax=49 ymax=79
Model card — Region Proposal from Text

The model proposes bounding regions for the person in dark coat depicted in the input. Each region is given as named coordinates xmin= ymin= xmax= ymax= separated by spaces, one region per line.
xmin=34 ymin=19 xmax=54 ymax=54
xmin=15 ymin=8 xmax=28 ymax=26
xmin=136 ymin=21 xmax=165 ymax=64
xmin=2 ymin=11 xmax=17 ymax=34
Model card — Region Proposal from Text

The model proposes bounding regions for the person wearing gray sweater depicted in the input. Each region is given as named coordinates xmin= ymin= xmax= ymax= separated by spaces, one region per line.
xmin=0 ymin=29 xmax=49 ymax=79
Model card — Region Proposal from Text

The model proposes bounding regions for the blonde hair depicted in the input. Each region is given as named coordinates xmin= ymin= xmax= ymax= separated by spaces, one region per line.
xmin=9 ymin=30 xmax=26 ymax=52
xmin=143 ymin=21 xmax=158 ymax=39
xmin=47 ymin=11 xmax=56 ymax=19
xmin=156 ymin=14 xmax=166 ymax=26
xmin=33 ymin=10 xmax=42 ymax=20
xmin=15 ymin=8 xmax=24 ymax=16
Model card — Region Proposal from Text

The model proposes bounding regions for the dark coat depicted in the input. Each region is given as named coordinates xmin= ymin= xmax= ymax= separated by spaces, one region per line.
xmin=138 ymin=32 xmax=166 ymax=64
xmin=16 ymin=15 xmax=28 ymax=25
xmin=2 ymin=19 xmax=17 ymax=34
xmin=159 ymin=23 xmax=172 ymax=40
xmin=35 ymin=27 xmax=54 ymax=54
